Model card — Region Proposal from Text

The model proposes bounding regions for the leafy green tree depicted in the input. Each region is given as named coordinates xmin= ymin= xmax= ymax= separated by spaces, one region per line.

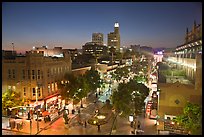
xmin=123 ymin=49 xmax=135 ymax=59
xmin=131 ymin=60 xmax=142 ymax=74
xmin=84 ymin=68 xmax=101 ymax=92
xmin=133 ymin=75 xmax=148 ymax=84
xmin=58 ymin=72 xmax=78 ymax=105
xmin=173 ymin=102 xmax=202 ymax=135
xmin=112 ymin=82 xmax=132 ymax=116
xmin=128 ymin=80 xmax=149 ymax=115
xmin=75 ymin=75 xmax=90 ymax=107
xmin=112 ymin=66 xmax=130 ymax=82
xmin=2 ymin=89 xmax=24 ymax=114
xmin=111 ymin=79 xmax=149 ymax=133
xmin=111 ymin=79 xmax=149 ymax=117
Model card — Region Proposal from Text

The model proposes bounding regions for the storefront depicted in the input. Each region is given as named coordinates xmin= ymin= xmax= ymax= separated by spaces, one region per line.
xmin=44 ymin=93 xmax=65 ymax=121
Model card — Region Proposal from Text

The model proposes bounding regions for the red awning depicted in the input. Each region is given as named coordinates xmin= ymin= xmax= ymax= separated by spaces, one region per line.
xmin=44 ymin=92 xmax=60 ymax=100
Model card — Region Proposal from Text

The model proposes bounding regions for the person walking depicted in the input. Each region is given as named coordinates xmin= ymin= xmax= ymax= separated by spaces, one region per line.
xmin=63 ymin=110 xmax=68 ymax=124
xmin=84 ymin=120 xmax=87 ymax=128
xmin=137 ymin=120 xmax=141 ymax=129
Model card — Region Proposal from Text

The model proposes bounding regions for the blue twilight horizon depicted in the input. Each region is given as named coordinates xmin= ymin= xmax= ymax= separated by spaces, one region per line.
xmin=2 ymin=2 xmax=202 ymax=52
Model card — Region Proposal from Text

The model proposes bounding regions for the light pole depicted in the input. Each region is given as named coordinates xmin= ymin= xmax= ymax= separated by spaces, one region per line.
xmin=132 ymin=90 xmax=140 ymax=135
xmin=35 ymin=87 xmax=40 ymax=134
xmin=27 ymin=105 xmax=32 ymax=135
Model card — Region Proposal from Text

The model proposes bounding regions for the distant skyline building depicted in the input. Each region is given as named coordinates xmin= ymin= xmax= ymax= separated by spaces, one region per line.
xmin=107 ymin=22 xmax=120 ymax=51
xmin=82 ymin=42 xmax=108 ymax=58
xmin=130 ymin=44 xmax=141 ymax=53
xmin=92 ymin=33 xmax=104 ymax=45
xmin=140 ymin=46 xmax=153 ymax=54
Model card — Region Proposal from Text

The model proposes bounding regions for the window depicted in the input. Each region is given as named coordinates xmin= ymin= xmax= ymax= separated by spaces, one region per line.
xmin=51 ymin=68 xmax=53 ymax=76
xmin=12 ymin=69 xmax=15 ymax=79
xmin=55 ymin=68 xmax=57 ymax=74
xmin=8 ymin=85 xmax=11 ymax=90
xmin=32 ymin=70 xmax=35 ymax=80
xmin=58 ymin=67 xmax=60 ymax=74
xmin=23 ymin=87 xmax=26 ymax=96
xmin=22 ymin=69 xmax=25 ymax=79
xmin=8 ymin=69 xmax=11 ymax=79
xmin=55 ymin=82 xmax=58 ymax=91
xmin=48 ymin=83 xmax=51 ymax=93
xmin=33 ymin=88 xmax=36 ymax=96
xmin=51 ymin=83 xmax=54 ymax=92
xmin=38 ymin=70 xmax=40 ymax=79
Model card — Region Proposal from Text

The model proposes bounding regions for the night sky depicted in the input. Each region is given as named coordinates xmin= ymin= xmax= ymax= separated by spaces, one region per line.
xmin=2 ymin=2 xmax=202 ymax=52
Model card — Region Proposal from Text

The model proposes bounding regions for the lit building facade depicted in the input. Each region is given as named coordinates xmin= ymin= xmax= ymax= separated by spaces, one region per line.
xmin=82 ymin=42 xmax=108 ymax=58
xmin=156 ymin=21 xmax=202 ymax=135
xmin=2 ymin=48 xmax=72 ymax=107
xmin=167 ymin=21 xmax=202 ymax=85
xmin=92 ymin=33 xmax=104 ymax=45
xmin=107 ymin=22 xmax=120 ymax=51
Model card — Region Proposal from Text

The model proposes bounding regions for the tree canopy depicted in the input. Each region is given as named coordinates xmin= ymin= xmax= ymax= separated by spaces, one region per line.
xmin=173 ymin=102 xmax=202 ymax=135
xmin=111 ymin=79 xmax=149 ymax=117
xmin=84 ymin=68 xmax=101 ymax=92
xmin=2 ymin=89 xmax=24 ymax=110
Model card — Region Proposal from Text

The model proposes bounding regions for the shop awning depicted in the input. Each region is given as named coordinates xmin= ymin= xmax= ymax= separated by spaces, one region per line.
xmin=44 ymin=92 xmax=60 ymax=100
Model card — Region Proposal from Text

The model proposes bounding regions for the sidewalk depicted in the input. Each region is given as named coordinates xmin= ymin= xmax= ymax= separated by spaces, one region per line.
xmin=2 ymin=91 xmax=99 ymax=135
xmin=2 ymin=113 xmax=62 ymax=135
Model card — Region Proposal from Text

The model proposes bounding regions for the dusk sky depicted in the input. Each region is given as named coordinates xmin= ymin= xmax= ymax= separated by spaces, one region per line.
xmin=2 ymin=2 xmax=202 ymax=52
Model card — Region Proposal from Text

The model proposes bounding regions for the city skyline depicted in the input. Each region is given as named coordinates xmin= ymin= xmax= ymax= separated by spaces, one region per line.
xmin=2 ymin=2 xmax=202 ymax=53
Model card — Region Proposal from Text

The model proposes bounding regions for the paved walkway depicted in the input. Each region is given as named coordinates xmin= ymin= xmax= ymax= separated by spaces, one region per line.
xmin=2 ymin=84 xmax=158 ymax=135
xmin=2 ymin=112 xmax=66 ymax=135
xmin=2 ymin=91 xmax=99 ymax=135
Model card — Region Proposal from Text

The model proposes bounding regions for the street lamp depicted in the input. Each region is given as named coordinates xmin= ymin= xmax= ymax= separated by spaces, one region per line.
xmin=27 ymin=105 xmax=32 ymax=135
xmin=35 ymin=87 xmax=40 ymax=133
xmin=131 ymin=90 xmax=140 ymax=135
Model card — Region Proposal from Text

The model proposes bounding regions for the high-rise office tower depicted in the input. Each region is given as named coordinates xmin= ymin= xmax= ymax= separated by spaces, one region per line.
xmin=107 ymin=22 xmax=120 ymax=51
